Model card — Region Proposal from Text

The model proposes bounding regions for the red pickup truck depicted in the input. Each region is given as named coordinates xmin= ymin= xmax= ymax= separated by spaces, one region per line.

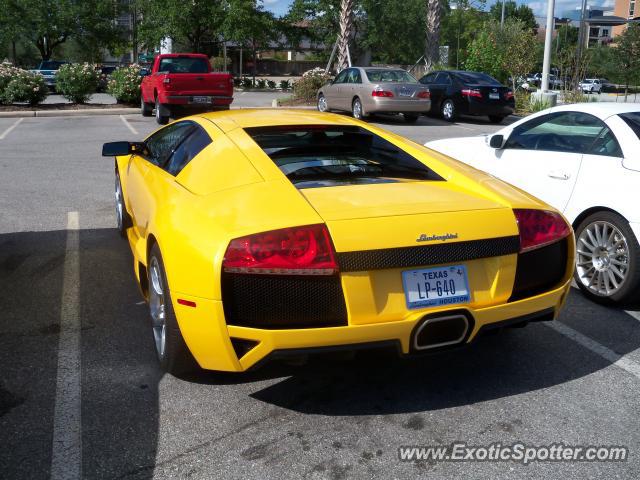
xmin=140 ymin=53 xmax=234 ymax=124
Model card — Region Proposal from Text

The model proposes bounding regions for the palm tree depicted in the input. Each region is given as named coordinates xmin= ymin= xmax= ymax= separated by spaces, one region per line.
xmin=425 ymin=0 xmax=441 ymax=68
xmin=336 ymin=0 xmax=355 ymax=71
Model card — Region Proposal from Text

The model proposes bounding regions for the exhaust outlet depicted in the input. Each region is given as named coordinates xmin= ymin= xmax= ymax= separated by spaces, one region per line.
xmin=412 ymin=314 xmax=470 ymax=351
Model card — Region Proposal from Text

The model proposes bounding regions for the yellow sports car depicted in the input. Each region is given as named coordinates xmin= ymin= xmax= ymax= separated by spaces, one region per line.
xmin=102 ymin=109 xmax=575 ymax=375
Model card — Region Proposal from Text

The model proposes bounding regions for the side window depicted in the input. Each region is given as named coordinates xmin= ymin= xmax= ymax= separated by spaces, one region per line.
xmin=165 ymin=126 xmax=211 ymax=175
xmin=504 ymin=112 xmax=609 ymax=154
xmin=144 ymin=122 xmax=195 ymax=166
xmin=347 ymin=69 xmax=361 ymax=84
xmin=420 ymin=73 xmax=436 ymax=84
xmin=587 ymin=127 xmax=623 ymax=158
xmin=434 ymin=72 xmax=450 ymax=84
xmin=334 ymin=70 xmax=348 ymax=84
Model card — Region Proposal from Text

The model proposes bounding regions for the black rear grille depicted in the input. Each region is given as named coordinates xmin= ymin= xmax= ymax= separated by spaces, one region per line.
xmin=336 ymin=236 xmax=520 ymax=272
xmin=221 ymin=273 xmax=348 ymax=329
xmin=509 ymin=239 xmax=568 ymax=302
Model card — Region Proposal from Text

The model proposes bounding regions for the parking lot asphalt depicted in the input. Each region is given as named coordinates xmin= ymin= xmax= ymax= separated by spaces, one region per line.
xmin=1 ymin=99 xmax=640 ymax=479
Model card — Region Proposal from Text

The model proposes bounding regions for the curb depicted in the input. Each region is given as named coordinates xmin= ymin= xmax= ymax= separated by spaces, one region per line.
xmin=0 ymin=108 xmax=139 ymax=118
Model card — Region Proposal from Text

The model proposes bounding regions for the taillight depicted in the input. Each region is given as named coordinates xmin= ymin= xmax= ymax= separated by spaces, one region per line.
xmin=513 ymin=209 xmax=570 ymax=252
xmin=461 ymin=88 xmax=482 ymax=98
xmin=372 ymin=89 xmax=394 ymax=97
xmin=162 ymin=77 xmax=170 ymax=84
xmin=223 ymin=224 xmax=338 ymax=275
xmin=417 ymin=90 xmax=431 ymax=99
xmin=505 ymin=90 xmax=514 ymax=100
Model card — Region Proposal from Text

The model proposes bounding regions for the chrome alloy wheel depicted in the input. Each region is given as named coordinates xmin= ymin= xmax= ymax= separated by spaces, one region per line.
xmin=352 ymin=99 xmax=363 ymax=119
xmin=442 ymin=101 xmax=454 ymax=120
xmin=317 ymin=94 xmax=328 ymax=112
xmin=576 ymin=221 xmax=630 ymax=296
xmin=149 ymin=257 xmax=167 ymax=358
xmin=115 ymin=175 xmax=124 ymax=230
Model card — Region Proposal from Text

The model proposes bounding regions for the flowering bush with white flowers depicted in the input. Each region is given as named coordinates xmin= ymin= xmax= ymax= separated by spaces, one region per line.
xmin=56 ymin=63 xmax=99 ymax=103
xmin=107 ymin=64 xmax=142 ymax=104
xmin=1 ymin=66 xmax=48 ymax=105
xmin=293 ymin=67 xmax=331 ymax=102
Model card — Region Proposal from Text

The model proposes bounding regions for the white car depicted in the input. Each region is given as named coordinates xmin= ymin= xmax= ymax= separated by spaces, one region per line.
xmin=426 ymin=103 xmax=640 ymax=305
xmin=579 ymin=78 xmax=602 ymax=94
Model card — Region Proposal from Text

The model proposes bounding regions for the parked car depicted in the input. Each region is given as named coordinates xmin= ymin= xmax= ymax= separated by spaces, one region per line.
xmin=102 ymin=109 xmax=574 ymax=374
xmin=97 ymin=65 xmax=119 ymax=92
xmin=579 ymin=78 xmax=602 ymax=94
xmin=599 ymin=78 xmax=617 ymax=93
xmin=426 ymin=103 xmax=640 ymax=305
xmin=140 ymin=53 xmax=234 ymax=125
xmin=418 ymin=70 xmax=514 ymax=123
xmin=316 ymin=67 xmax=431 ymax=123
xmin=30 ymin=60 xmax=67 ymax=90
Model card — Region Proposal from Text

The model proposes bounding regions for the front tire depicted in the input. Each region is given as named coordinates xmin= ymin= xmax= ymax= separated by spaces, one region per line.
xmin=141 ymin=96 xmax=152 ymax=117
xmin=352 ymin=97 xmax=366 ymax=120
xmin=148 ymin=244 xmax=198 ymax=375
xmin=574 ymin=211 xmax=640 ymax=306
xmin=441 ymin=99 xmax=456 ymax=122
xmin=155 ymin=97 xmax=169 ymax=125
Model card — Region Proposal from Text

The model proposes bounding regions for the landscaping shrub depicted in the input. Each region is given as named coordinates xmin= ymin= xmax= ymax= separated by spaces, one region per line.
xmin=266 ymin=80 xmax=277 ymax=89
xmin=241 ymin=77 xmax=253 ymax=89
xmin=3 ymin=68 xmax=48 ymax=105
xmin=0 ymin=63 xmax=23 ymax=104
xmin=293 ymin=68 xmax=331 ymax=102
xmin=279 ymin=79 xmax=291 ymax=91
xmin=56 ymin=63 xmax=99 ymax=103
xmin=256 ymin=78 xmax=267 ymax=89
xmin=233 ymin=77 xmax=242 ymax=87
xmin=107 ymin=64 xmax=142 ymax=104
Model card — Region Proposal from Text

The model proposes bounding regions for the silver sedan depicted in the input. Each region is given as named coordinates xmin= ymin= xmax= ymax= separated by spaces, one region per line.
xmin=317 ymin=67 xmax=431 ymax=123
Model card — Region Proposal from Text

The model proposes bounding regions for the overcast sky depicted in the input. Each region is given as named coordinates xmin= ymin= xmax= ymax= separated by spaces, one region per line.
xmin=262 ymin=0 xmax=616 ymax=19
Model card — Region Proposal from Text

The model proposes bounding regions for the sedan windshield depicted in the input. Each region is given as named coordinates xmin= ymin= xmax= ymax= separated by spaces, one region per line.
xmin=245 ymin=126 xmax=442 ymax=188
xmin=365 ymin=70 xmax=417 ymax=83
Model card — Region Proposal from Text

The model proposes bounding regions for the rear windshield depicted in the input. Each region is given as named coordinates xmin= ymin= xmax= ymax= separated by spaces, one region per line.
xmin=158 ymin=57 xmax=209 ymax=74
xmin=455 ymin=72 xmax=501 ymax=86
xmin=619 ymin=112 xmax=640 ymax=141
xmin=245 ymin=125 xmax=443 ymax=189
xmin=365 ymin=70 xmax=417 ymax=83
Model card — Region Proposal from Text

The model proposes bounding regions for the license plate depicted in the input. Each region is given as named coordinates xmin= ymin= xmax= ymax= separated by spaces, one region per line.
xmin=489 ymin=92 xmax=500 ymax=100
xmin=192 ymin=96 xmax=211 ymax=104
xmin=402 ymin=265 xmax=470 ymax=309
xmin=398 ymin=88 xmax=412 ymax=97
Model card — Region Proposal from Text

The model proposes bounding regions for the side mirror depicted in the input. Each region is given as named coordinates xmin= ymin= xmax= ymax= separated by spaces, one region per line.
xmin=102 ymin=141 xmax=145 ymax=156
xmin=489 ymin=134 xmax=505 ymax=149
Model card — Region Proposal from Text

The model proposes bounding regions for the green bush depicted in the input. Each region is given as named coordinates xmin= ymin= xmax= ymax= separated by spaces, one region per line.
xmin=293 ymin=68 xmax=331 ymax=102
xmin=3 ymin=69 xmax=48 ymax=105
xmin=233 ymin=77 xmax=242 ymax=87
xmin=241 ymin=77 xmax=253 ymax=88
xmin=279 ymin=79 xmax=291 ymax=91
xmin=0 ymin=63 xmax=22 ymax=104
xmin=256 ymin=78 xmax=267 ymax=89
xmin=266 ymin=80 xmax=277 ymax=89
xmin=107 ymin=64 xmax=142 ymax=104
xmin=56 ymin=63 xmax=99 ymax=103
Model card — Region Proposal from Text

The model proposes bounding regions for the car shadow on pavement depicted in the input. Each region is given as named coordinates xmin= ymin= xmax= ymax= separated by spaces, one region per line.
xmin=247 ymin=291 xmax=640 ymax=416
xmin=0 ymin=229 xmax=161 ymax=480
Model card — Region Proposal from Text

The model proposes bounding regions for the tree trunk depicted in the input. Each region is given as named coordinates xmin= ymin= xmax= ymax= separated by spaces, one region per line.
xmin=336 ymin=0 xmax=354 ymax=72
xmin=425 ymin=0 xmax=441 ymax=68
xmin=12 ymin=40 xmax=17 ymax=65
xmin=252 ymin=42 xmax=257 ymax=85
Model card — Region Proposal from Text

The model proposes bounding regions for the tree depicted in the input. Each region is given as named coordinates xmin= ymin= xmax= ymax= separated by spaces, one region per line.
xmin=489 ymin=1 xmax=536 ymax=32
xmin=614 ymin=24 xmax=640 ymax=100
xmin=424 ymin=0 xmax=441 ymax=67
xmin=498 ymin=19 xmax=537 ymax=93
xmin=136 ymin=0 xmax=226 ymax=53
xmin=440 ymin=0 xmax=487 ymax=69
xmin=336 ymin=0 xmax=355 ymax=71
xmin=464 ymin=29 xmax=504 ymax=80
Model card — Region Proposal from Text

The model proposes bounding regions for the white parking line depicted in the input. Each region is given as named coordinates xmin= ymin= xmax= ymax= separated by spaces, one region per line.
xmin=120 ymin=114 xmax=138 ymax=135
xmin=0 ymin=118 xmax=24 ymax=140
xmin=545 ymin=321 xmax=640 ymax=379
xmin=50 ymin=211 xmax=82 ymax=480
xmin=626 ymin=310 xmax=640 ymax=323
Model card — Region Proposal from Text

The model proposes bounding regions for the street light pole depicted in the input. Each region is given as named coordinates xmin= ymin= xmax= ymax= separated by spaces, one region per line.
xmin=541 ymin=0 xmax=556 ymax=92
xmin=501 ymin=0 xmax=506 ymax=27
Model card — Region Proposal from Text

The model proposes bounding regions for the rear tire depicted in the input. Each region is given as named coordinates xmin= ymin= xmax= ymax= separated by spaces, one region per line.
xmin=141 ymin=96 xmax=153 ymax=117
xmin=155 ymin=97 xmax=169 ymax=125
xmin=352 ymin=97 xmax=366 ymax=120
xmin=317 ymin=93 xmax=329 ymax=112
xmin=441 ymin=99 xmax=456 ymax=122
xmin=403 ymin=113 xmax=419 ymax=123
xmin=148 ymin=244 xmax=198 ymax=376
xmin=574 ymin=211 xmax=640 ymax=306
xmin=488 ymin=115 xmax=506 ymax=124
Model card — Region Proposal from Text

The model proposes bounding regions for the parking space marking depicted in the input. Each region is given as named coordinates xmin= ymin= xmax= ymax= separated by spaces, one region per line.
xmin=120 ymin=115 xmax=138 ymax=135
xmin=51 ymin=211 xmax=82 ymax=480
xmin=546 ymin=321 xmax=640 ymax=379
xmin=626 ymin=310 xmax=640 ymax=323
xmin=0 ymin=118 xmax=24 ymax=140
